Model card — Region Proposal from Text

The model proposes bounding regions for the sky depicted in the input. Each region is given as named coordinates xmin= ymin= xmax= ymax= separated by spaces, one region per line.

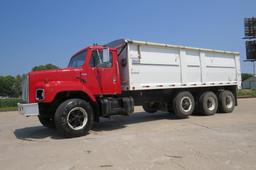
xmin=0 ymin=0 xmax=255 ymax=76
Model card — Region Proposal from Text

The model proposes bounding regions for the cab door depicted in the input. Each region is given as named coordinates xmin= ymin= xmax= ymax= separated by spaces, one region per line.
xmin=89 ymin=49 xmax=120 ymax=95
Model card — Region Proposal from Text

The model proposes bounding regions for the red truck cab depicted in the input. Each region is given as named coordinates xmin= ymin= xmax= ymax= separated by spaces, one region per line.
xmin=18 ymin=45 xmax=133 ymax=137
xmin=28 ymin=46 xmax=121 ymax=103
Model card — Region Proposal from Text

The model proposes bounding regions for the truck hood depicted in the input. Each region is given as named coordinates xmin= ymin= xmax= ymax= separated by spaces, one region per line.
xmin=28 ymin=68 xmax=82 ymax=82
xmin=27 ymin=68 xmax=83 ymax=103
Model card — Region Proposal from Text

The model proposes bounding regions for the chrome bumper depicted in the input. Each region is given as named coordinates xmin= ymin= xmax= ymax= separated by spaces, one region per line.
xmin=17 ymin=103 xmax=39 ymax=117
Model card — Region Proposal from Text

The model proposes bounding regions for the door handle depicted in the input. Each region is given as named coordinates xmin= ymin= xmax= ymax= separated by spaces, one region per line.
xmin=76 ymin=76 xmax=87 ymax=83
xmin=81 ymin=73 xmax=87 ymax=76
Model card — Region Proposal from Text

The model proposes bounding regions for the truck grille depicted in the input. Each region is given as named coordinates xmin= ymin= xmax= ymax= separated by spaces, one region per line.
xmin=21 ymin=75 xmax=29 ymax=103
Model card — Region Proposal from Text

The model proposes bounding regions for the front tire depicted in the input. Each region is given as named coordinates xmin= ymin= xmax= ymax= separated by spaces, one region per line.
xmin=38 ymin=116 xmax=55 ymax=129
xmin=172 ymin=91 xmax=195 ymax=119
xmin=54 ymin=99 xmax=94 ymax=138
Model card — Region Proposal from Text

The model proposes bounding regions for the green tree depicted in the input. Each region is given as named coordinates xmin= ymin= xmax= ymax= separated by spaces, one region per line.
xmin=241 ymin=73 xmax=254 ymax=81
xmin=32 ymin=64 xmax=59 ymax=71
xmin=12 ymin=75 xmax=23 ymax=97
xmin=0 ymin=76 xmax=16 ymax=97
xmin=0 ymin=74 xmax=25 ymax=97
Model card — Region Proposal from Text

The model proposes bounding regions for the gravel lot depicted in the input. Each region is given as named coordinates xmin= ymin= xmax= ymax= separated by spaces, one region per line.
xmin=0 ymin=98 xmax=256 ymax=170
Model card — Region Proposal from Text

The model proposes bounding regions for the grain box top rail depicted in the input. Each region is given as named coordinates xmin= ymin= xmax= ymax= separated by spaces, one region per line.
xmin=107 ymin=39 xmax=240 ymax=55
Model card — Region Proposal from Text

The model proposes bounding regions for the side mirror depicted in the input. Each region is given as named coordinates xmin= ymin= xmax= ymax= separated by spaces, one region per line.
xmin=103 ymin=48 xmax=110 ymax=62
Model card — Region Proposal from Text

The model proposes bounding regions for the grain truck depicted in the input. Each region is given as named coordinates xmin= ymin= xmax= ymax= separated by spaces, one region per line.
xmin=18 ymin=39 xmax=241 ymax=137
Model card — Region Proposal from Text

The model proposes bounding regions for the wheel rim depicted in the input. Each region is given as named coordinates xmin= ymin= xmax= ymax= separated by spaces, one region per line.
xmin=180 ymin=96 xmax=192 ymax=112
xmin=207 ymin=97 xmax=216 ymax=111
xmin=226 ymin=95 xmax=233 ymax=109
xmin=67 ymin=107 xmax=88 ymax=130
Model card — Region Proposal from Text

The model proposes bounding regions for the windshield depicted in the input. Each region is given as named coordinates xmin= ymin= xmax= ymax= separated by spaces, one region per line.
xmin=68 ymin=50 xmax=87 ymax=68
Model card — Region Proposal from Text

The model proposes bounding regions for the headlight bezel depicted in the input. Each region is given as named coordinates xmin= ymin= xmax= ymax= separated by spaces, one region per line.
xmin=36 ymin=88 xmax=45 ymax=101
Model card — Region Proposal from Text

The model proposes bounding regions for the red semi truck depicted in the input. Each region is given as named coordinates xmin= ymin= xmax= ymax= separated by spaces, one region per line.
xmin=18 ymin=39 xmax=241 ymax=137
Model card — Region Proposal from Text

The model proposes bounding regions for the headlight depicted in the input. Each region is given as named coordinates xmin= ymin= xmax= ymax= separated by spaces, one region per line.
xmin=36 ymin=89 xmax=44 ymax=101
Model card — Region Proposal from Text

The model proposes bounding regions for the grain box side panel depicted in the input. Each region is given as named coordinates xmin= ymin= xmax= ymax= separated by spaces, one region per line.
xmin=204 ymin=52 xmax=237 ymax=83
xmin=128 ymin=44 xmax=181 ymax=90
xmin=181 ymin=49 xmax=201 ymax=84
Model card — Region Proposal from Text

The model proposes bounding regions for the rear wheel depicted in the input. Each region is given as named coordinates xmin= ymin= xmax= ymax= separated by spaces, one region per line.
xmin=38 ymin=116 xmax=55 ymax=129
xmin=218 ymin=90 xmax=235 ymax=113
xmin=199 ymin=91 xmax=218 ymax=115
xmin=172 ymin=91 xmax=195 ymax=119
xmin=142 ymin=102 xmax=157 ymax=113
xmin=54 ymin=99 xmax=94 ymax=138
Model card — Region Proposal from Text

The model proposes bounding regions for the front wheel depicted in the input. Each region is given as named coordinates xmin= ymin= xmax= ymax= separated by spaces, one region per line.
xmin=54 ymin=99 xmax=94 ymax=138
xmin=38 ymin=116 xmax=55 ymax=129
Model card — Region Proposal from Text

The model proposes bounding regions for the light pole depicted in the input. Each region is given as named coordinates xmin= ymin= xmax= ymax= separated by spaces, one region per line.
xmin=244 ymin=17 xmax=256 ymax=76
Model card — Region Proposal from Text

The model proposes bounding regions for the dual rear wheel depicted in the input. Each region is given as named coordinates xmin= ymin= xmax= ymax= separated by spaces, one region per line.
xmin=171 ymin=90 xmax=235 ymax=118
xmin=172 ymin=91 xmax=195 ymax=118
xmin=198 ymin=91 xmax=218 ymax=116
xmin=142 ymin=102 xmax=158 ymax=113
xmin=218 ymin=90 xmax=235 ymax=113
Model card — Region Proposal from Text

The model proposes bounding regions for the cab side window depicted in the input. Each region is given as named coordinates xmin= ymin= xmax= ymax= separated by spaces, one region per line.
xmin=90 ymin=50 xmax=112 ymax=68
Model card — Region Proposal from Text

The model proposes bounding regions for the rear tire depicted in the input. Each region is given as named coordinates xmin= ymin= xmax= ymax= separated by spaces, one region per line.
xmin=218 ymin=90 xmax=235 ymax=113
xmin=199 ymin=91 xmax=218 ymax=116
xmin=142 ymin=102 xmax=157 ymax=113
xmin=54 ymin=99 xmax=94 ymax=138
xmin=172 ymin=91 xmax=195 ymax=119
xmin=38 ymin=116 xmax=55 ymax=129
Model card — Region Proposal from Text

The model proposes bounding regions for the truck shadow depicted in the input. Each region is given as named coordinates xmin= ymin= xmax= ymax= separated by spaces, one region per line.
xmin=13 ymin=111 xmax=180 ymax=140
xmin=92 ymin=111 xmax=179 ymax=132
xmin=13 ymin=126 xmax=62 ymax=140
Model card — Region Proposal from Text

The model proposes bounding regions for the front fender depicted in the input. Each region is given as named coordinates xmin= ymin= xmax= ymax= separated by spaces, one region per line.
xmin=43 ymin=81 xmax=96 ymax=103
